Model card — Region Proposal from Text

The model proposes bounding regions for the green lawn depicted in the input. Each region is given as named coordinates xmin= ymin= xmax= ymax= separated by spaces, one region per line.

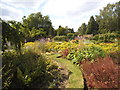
xmin=47 ymin=54 xmax=84 ymax=88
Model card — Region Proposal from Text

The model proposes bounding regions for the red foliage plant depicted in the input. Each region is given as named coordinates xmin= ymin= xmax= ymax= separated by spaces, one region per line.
xmin=80 ymin=56 xmax=119 ymax=88
xmin=61 ymin=48 xmax=69 ymax=58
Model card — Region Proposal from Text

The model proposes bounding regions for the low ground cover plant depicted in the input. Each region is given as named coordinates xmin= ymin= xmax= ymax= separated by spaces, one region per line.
xmin=67 ymin=46 xmax=106 ymax=64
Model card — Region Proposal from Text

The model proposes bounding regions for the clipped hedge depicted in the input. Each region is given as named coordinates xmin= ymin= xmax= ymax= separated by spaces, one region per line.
xmin=92 ymin=33 xmax=120 ymax=43
xmin=67 ymin=33 xmax=75 ymax=40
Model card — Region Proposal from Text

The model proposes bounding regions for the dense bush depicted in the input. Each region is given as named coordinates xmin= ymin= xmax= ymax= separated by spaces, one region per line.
xmin=67 ymin=33 xmax=75 ymax=40
xmin=92 ymin=33 xmax=120 ymax=43
xmin=53 ymin=36 xmax=67 ymax=41
xmin=80 ymin=56 xmax=119 ymax=88
xmin=2 ymin=50 xmax=47 ymax=89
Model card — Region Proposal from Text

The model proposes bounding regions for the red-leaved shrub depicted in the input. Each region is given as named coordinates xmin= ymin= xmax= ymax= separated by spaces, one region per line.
xmin=80 ymin=56 xmax=119 ymax=88
xmin=61 ymin=49 xmax=69 ymax=58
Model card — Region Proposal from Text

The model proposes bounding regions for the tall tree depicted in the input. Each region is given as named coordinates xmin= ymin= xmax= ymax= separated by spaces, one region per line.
xmin=2 ymin=20 xmax=24 ymax=51
xmin=86 ymin=16 xmax=99 ymax=35
xmin=78 ymin=23 xmax=87 ymax=35
xmin=96 ymin=1 xmax=120 ymax=33
xmin=22 ymin=12 xmax=54 ymax=41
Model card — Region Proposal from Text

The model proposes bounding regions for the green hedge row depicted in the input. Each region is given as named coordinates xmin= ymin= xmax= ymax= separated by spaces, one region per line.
xmin=53 ymin=36 xmax=68 ymax=41
xmin=91 ymin=33 xmax=120 ymax=43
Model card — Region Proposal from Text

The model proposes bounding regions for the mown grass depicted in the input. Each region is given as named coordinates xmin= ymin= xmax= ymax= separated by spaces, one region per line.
xmin=47 ymin=54 xmax=84 ymax=88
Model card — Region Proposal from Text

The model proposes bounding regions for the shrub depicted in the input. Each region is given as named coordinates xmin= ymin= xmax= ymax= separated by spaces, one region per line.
xmin=92 ymin=33 xmax=120 ymax=43
xmin=80 ymin=56 xmax=119 ymax=88
xmin=67 ymin=33 xmax=75 ymax=40
xmin=53 ymin=36 xmax=67 ymax=41
xmin=2 ymin=50 xmax=47 ymax=89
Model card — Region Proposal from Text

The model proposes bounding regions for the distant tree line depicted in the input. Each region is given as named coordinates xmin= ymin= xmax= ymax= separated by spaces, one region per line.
xmin=77 ymin=1 xmax=120 ymax=35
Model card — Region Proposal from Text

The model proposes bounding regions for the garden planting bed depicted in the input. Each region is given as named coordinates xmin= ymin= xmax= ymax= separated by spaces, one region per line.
xmin=80 ymin=56 xmax=119 ymax=88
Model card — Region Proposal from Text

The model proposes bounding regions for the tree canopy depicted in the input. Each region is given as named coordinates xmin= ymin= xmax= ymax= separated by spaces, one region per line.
xmin=22 ymin=12 xmax=54 ymax=41
xmin=78 ymin=23 xmax=87 ymax=35
xmin=96 ymin=1 xmax=120 ymax=34
xmin=77 ymin=1 xmax=120 ymax=35
xmin=86 ymin=16 xmax=99 ymax=35
xmin=56 ymin=25 xmax=74 ymax=36
xmin=2 ymin=20 xmax=24 ymax=51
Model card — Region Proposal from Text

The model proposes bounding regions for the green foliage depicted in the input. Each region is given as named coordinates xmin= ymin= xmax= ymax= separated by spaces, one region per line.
xmin=53 ymin=36 xmax=67 ymax=41
xmin=56 ymin=26 xmax=74 ymax=36
xmin=67 ymin=51 xmax=76 ymax=60
xmin=1 ymin=12 xmax=55 ymax=51
xmin=22 ymin=12 xmax=54 ymax=41
xmin=2 ymin=50 xmax=47 ymax=89
xmin=67 ymin=33 xmax=75 ymax=40
xmin=78 ymin=23 xmax=87 ymax=35
xmin=92 ymin=33 xmax=120 ymax=43
xmin=67 ymin=46 xmax=106 ymax=64
xmin=56 ymin=26 xmax=66 ymax=36
xmin=86 ymin=16 xmax=99 ymax=35
xmin=96 ymin=1 xmax=120 ymax=34
xmin=30 ymin=28 xmax=46 ymax=38
xmin=2 ymin=20 xmax=24 ymax=51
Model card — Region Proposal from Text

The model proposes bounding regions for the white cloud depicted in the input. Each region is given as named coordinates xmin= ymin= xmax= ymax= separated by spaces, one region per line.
xmin=0 ymin=0 xmax=49 ymax=21
xmin=0 ymin=3 xmax=23 ymax=21
xmin=1 ymin=0 xmax=46 ymax=9
xmin=0 ymin=0 xmax=119 ymax=31
xmin=41 ymin=0 xmax=119 ymax=31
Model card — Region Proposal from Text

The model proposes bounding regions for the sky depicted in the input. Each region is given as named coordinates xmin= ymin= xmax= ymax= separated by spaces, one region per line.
xmin=0 ymin=0 xmax=119 ymax=31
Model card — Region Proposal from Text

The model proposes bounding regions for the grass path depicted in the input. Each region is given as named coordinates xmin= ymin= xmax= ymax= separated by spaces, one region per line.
xmin=47 ymin=54 xmax=84 ymax=88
